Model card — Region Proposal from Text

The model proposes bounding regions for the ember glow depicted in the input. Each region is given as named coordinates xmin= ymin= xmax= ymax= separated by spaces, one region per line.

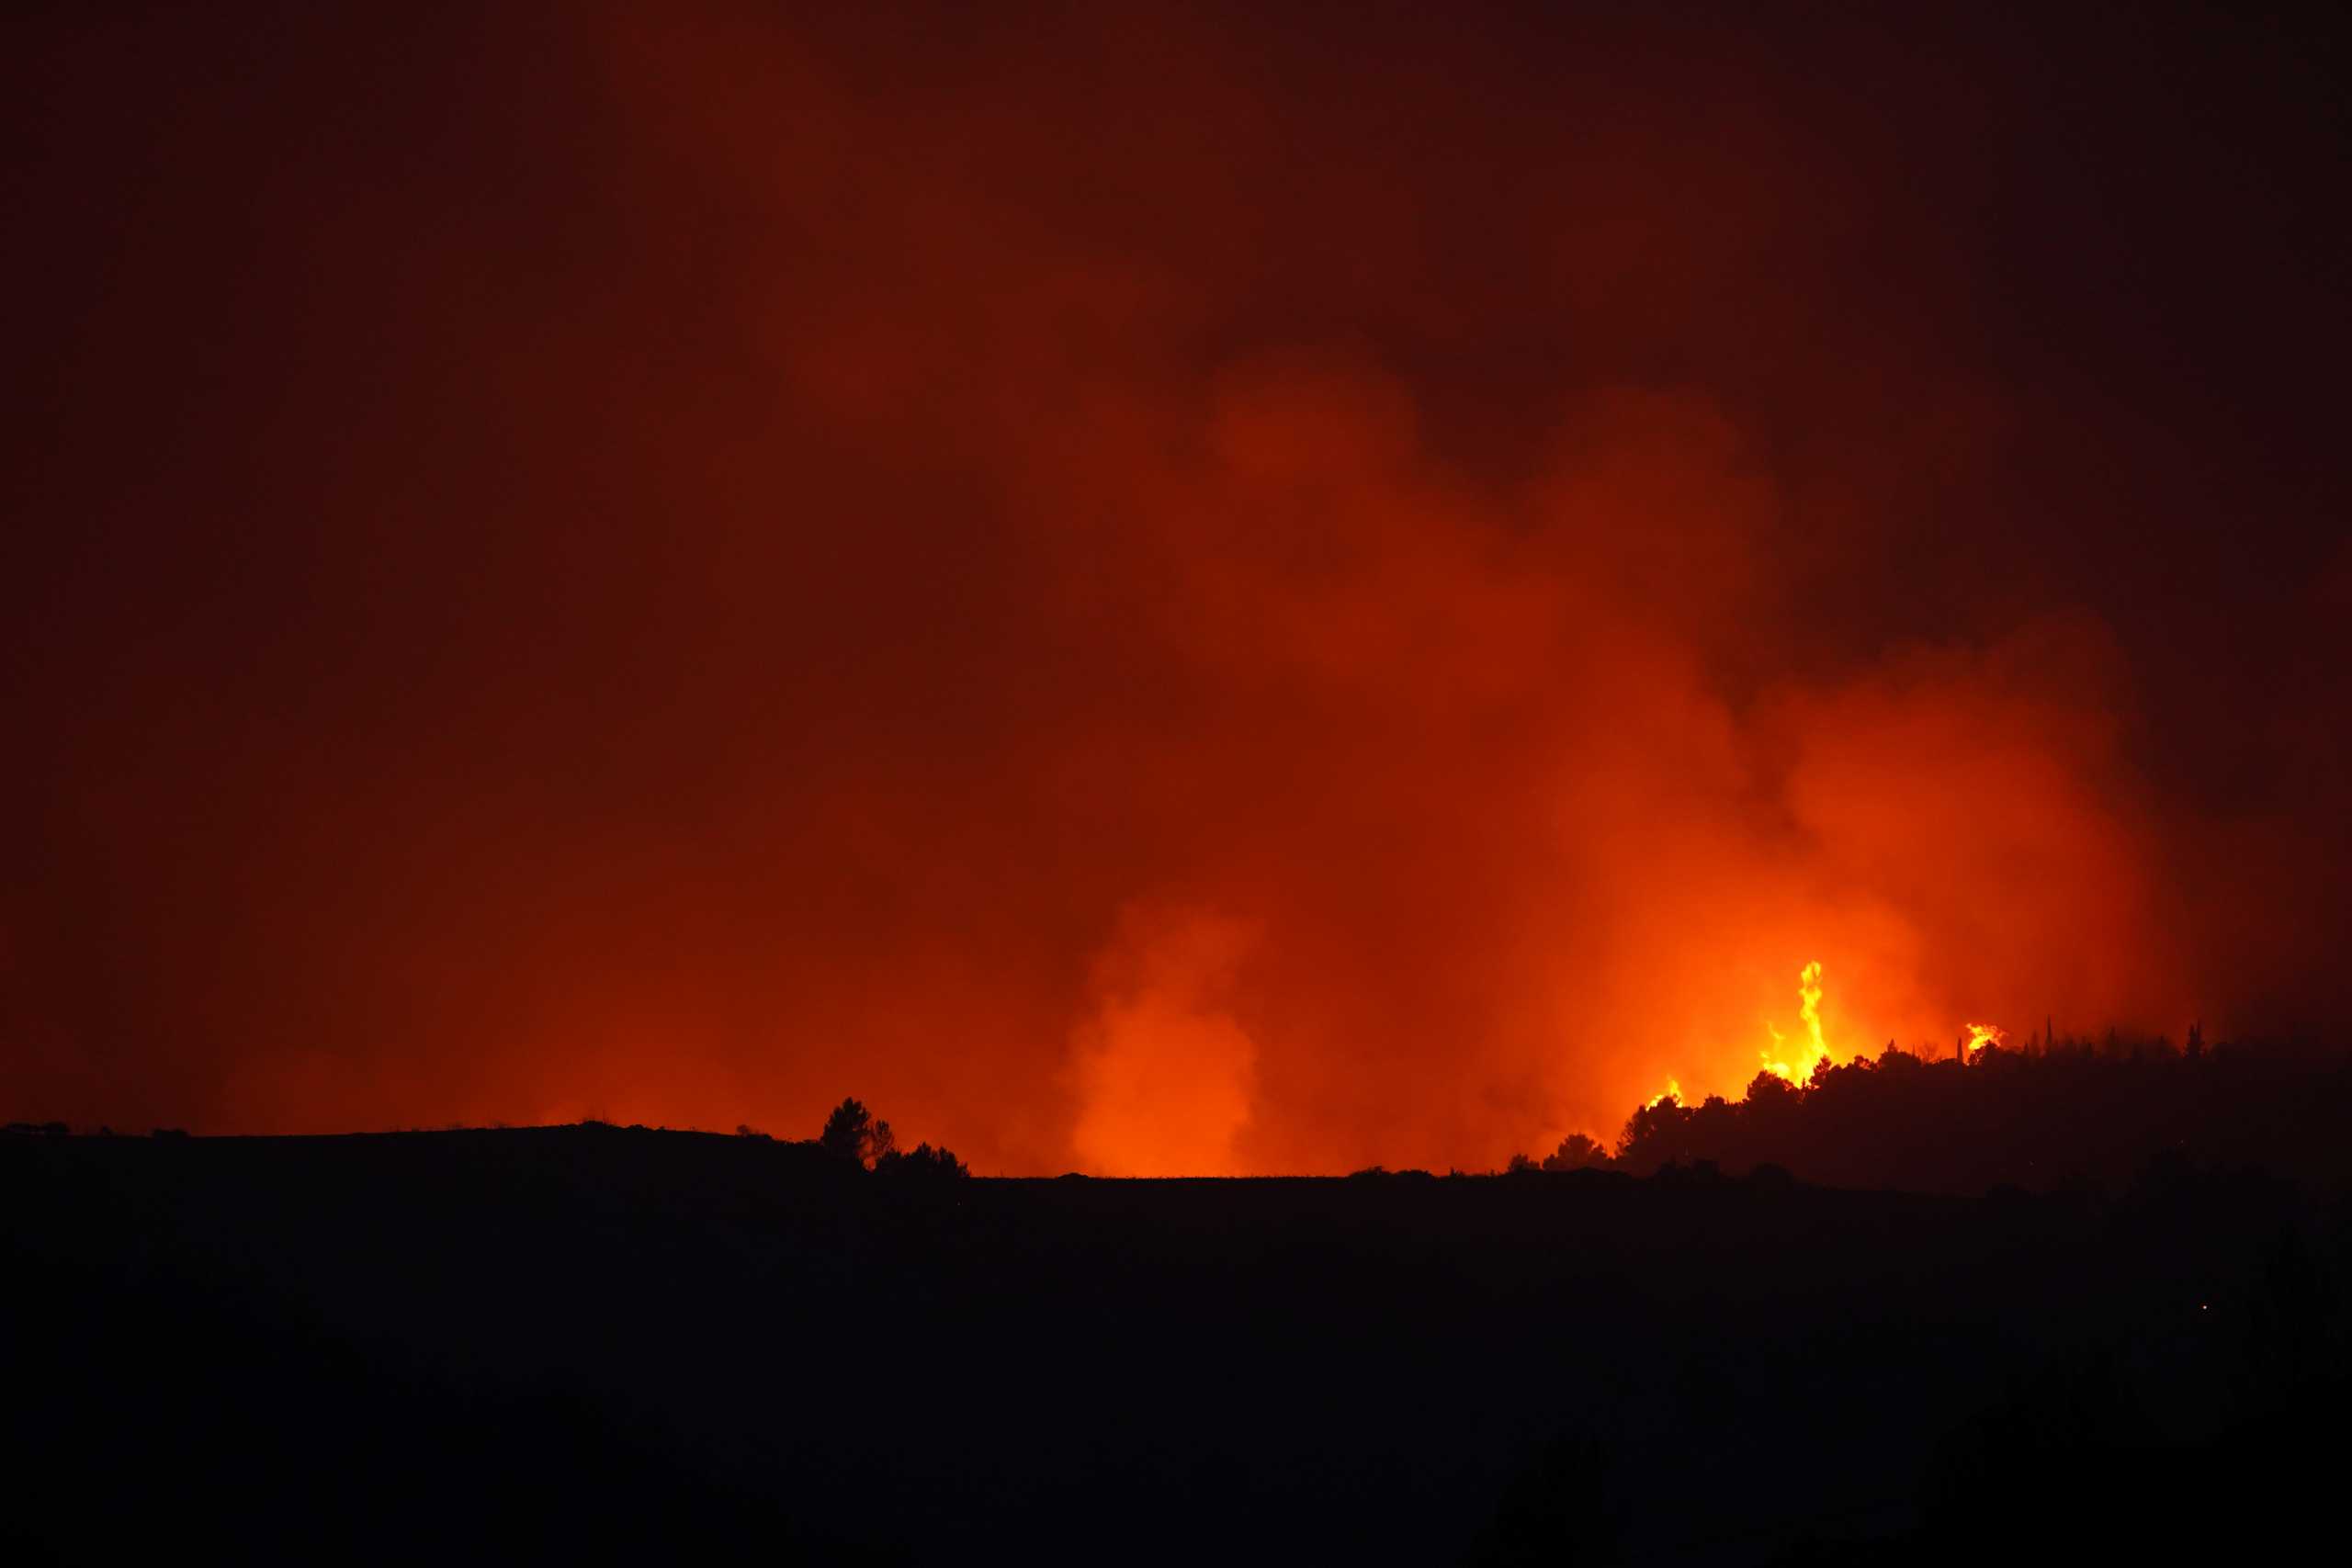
xmin=5 ymin=5 xmax=2349 ymax=1172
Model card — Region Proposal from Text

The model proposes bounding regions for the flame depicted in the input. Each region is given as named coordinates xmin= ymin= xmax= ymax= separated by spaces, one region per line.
xmin=1646 ymin=961 xmax=2007 ymax=1108
xmin=1758 ymin=960 xmax=1833 ymax=1085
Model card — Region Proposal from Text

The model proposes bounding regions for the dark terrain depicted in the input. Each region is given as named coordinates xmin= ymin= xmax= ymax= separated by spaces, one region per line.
xmin=3 ymin=1126 xmax=2344 ymax=1564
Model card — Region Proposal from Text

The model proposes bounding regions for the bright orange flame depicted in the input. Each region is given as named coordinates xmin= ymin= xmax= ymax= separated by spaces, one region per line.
xmin=1650 ymin=962 xmax=2014 ymax=1111
xmin=1758 ymin=960 xmax=1833 ymax=1085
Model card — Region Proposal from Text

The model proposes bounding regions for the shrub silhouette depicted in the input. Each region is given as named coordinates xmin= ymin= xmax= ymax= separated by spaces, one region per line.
xmin=875 ymin=1141 xmax=968 ymax=1179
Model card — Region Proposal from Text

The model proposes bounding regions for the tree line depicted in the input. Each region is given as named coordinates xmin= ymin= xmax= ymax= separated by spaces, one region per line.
xmin=1510 ymin=1030 xmax=2352 ymax=1193
xmin=738 ymin=1096 xmax=970 ymax=1179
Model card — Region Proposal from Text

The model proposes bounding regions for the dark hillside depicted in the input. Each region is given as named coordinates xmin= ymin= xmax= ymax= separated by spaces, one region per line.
xmin=3 ymin=1128 xmax=2344 ymax=1563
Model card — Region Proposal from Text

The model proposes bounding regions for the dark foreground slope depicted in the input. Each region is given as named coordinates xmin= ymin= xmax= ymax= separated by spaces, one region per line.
xmin=3 ymin=1129 xmax=2344 ymax=1565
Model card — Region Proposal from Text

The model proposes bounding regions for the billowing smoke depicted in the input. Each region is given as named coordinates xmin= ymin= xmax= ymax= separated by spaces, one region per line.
xmin=4 ymin=3 xmax=2346 ymax=1170
xmin=1069 ymin=908 xmax=1259 ymax=1176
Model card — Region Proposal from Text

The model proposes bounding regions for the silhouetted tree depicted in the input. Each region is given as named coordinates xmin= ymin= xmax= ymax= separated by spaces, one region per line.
xmin=819 ymin=1097 xmax=883 ymax=1167
xmin=819 ymin=1099 xmax=939 ymax=1172
xmin=1541 ymin=1134 xmax=1611 ymax=1172
xmin=1465 ymin=1436 xmax=1612 ymax=1566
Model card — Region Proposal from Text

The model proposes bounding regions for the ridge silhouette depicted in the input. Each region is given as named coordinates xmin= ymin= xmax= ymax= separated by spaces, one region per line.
xmin=6 ymin=1060 xmax=2346 ymax=1564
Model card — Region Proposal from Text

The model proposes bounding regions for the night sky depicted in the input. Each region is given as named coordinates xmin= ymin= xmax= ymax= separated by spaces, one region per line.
xmin=7 ymin=2 xmax=2349 ymax=1171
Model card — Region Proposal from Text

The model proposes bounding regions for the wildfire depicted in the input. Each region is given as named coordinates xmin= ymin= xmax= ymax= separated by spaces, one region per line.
xmin=1642 ymin=961 xmax=2010 ymax=1108
xmin=1759 ymin=960 xmax=1833 ymax=1086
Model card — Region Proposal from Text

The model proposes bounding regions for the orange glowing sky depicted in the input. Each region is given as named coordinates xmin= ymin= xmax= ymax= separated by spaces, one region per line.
xmin=5 ymin=3 xmax=2349 ymax=1171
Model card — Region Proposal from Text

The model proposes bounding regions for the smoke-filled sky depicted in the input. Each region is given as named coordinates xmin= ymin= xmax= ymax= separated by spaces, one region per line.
xmin=7 ymin=3 xmax=2349 ymax=1171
